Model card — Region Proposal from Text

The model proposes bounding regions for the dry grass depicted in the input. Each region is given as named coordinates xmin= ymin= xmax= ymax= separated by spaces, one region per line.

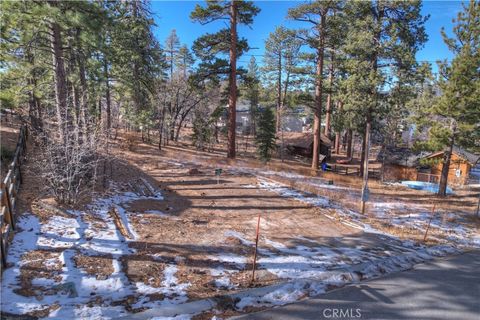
xmin=73 ymin=254 xmax=115 ymax=278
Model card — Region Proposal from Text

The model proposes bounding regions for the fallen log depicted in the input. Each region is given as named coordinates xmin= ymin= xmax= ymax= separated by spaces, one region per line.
xmin=108 ymin=206 xmax=131 ymax=239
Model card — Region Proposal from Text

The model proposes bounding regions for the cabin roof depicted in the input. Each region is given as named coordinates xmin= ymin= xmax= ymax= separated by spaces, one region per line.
xmin=425 ymin=146 xmax=480 ymax=165
xmin=379 ymin=147 xmax=429 ymax=167
xmin=279 ymin=132 xmax=332 ymax=148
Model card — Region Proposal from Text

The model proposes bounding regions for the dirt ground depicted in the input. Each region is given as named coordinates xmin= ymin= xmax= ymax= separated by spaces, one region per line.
xmin=131 ymin=131 xmax=479 ymax=216
xmin=107 ymin=138 xmax=370 ymax=300
xmin=1 ymin=128 xmax=479 ymax=318
xmin=107 ymin=133 xmax=479 ymax=299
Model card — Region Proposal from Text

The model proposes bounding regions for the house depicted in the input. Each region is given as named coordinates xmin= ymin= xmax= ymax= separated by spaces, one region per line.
xmin=227 ymin=101 xmax=309 ymax=135
xmin=282 ymin=115 xmax=304 ymax=132
xmin=278 ymin=132 xmax=332 ymax=159
xmin=234 ymin=101 xmax=253 ymax=135
xmin=423 ymin=146 xmax=480 ymax=185
xmin=281 ymin=106 xmax=309 ymax=133
xmin=379 ymin=147 xmax=430 ymax=181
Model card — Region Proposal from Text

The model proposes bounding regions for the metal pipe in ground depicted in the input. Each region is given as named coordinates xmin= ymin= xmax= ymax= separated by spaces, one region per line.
xmin=423 ymin=204 xmax=436 ymax=242
xmin=251 ymin=212 xmax=261 ymax=284
xmin=360 ymin=121 xmax=371 ymax=214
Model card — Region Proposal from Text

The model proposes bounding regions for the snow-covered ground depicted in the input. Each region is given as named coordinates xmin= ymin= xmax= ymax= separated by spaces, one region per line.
xmin=227 ymin=177 xmax=479 ymax=310
xmin=0 ymin=181 xmax=193 ymax=319
xmin=2 ymin=162 xmax=478 ymax=319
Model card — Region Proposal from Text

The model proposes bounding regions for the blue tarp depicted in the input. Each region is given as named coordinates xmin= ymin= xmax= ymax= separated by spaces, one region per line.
xmin=400 ymin=180 xmax=454 ymax=194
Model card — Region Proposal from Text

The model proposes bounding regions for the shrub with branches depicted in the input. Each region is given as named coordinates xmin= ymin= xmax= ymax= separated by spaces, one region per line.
xmin=37 ymin=125 xmax=106 ymax=204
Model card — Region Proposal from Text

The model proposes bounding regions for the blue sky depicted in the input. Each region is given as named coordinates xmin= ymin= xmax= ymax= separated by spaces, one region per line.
xmin=150 ymin=1 xmax=465 ymax=70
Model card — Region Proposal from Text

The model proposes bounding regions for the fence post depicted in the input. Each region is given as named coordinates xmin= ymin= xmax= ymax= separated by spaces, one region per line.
xmin=251 ymin=212 xmax=261 ymax=284
xmin=0 ymin=238 xmax=6 ymax=268
xmin=16 ymin=157 xmax=22 ymax=185
xmin=1 ymin=183 xmax=15 ymax=230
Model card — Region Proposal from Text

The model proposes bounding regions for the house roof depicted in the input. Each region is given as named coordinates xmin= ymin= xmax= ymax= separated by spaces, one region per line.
xmin=378 ymin=146 xmax=430 ymax=167
xmin=425 ymin=146 xmax=480 ymax=165
xmin=278 ymin=132 xmax=332 ymax=148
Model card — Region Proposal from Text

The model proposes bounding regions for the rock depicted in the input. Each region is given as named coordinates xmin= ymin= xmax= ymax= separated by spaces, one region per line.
xmin=224 ymin=237 xmax=242 ymax=246
xmin=214 ymin=295 xmax=240 ymax=311
xmin=252 ymin=269 xmax=275 ymax=282
xmin=188 ymin=168 xmax=202 ymax=175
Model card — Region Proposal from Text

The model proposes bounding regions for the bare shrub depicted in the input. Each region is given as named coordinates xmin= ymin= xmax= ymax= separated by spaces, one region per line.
xmin=121 ymin=132 xmax=137 ymax=151
xmin=37 ymin=126 xmax=107 ymax=205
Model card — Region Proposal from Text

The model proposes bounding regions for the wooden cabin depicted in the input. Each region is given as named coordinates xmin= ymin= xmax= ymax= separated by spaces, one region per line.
xmin=423 ymin=146 xmax=480 ymax=186
xmin=278 ymin=132 xmax=332 ymax=159
xmin=380 ymin=147 xmax=429 ymax=182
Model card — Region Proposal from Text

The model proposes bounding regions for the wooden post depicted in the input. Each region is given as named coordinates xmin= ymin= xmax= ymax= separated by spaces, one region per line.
xmin=16 ymin=158 xmax=22 ymax=185
xmin=1 ymin=184 xmax=14 ymax=230
xmin=251 ymin=212 xmax=261 ymax=284
xmin=0 ymin=235 xmax=6 ymax=269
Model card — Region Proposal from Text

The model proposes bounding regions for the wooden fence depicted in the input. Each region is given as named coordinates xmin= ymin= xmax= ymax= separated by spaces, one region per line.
xmin=416 ymin=172 xmax=441 ymax=184
xmin=0 ymin=125 xmax=27 ymax=270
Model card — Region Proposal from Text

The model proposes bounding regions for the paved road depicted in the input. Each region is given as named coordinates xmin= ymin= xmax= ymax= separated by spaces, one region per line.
xmin=234 ymin=251 xmax=480 ymax=320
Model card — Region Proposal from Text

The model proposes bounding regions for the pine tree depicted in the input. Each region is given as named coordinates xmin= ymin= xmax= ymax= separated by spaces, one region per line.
xmin=165 ymin=29 xmax=181 ymax=78
xmin=341 ymin=0 xmax=428 ymax=177
xmin=243 ymin=56 xmax=260 ymax=135
xmin=415 ymin=0 xmax=480 ymax=196
xmin=175 ymin=45 xmax=195 ymax=78
xmin=191 ymin=0 xmax=260 ymax=159
xmin=263 ymin=26 xmax=303 ymax=133
xmin=0 ymin=0 xmax=166 ymax=203
xmin=255 ymin=107 xmax=276 ymax=163
xmin=288 ymin=0 xmax=342 ymax=172
xmin=111 ymin=0 xmax=165 ymax=132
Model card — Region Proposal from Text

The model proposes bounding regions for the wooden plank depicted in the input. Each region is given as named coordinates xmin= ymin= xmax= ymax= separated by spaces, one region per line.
xmin=3 ymin=170 xmax=12 ymax=187
xmin=8 ymin=182 xmax=16 ymax=212
xmin=0 ymin=222 xmax=10 ymax=269
xmin=108 ymin=207 xmax=131 ymax=239
xmin=1 ymin=184 xmax=15 ymax=230
xmin=17 ymin=160 xmax=22 ymax=184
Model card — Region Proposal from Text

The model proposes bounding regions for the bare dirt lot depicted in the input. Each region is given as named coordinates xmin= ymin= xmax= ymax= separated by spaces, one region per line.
xmin=1 ymin=131 xmax=479 ymax=319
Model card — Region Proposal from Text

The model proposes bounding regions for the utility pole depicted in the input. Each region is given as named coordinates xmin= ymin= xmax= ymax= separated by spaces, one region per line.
xmin=360 ymin=121 xmax=371 ymax=214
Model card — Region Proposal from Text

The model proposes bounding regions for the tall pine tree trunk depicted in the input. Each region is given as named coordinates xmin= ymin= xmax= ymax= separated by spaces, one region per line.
xmin=26 ymin=52 xmax=43 ymax=133
xmin=158 ymin=106 xmax=165 ymax=150
xmin=280 ymin=70 xmax=291 ymax=128
xmin=311 ymin=15 xmax=326 ymax=172
xmin=438 ymin=136 xmax=454 ymax=197
xmin=73 ymin=28 xmax=89 ymax=139
xmin=346 ymin=129 xmax=353 ymax=158
xmin=334 ymin=101 xmax=343 ymax=154
xmin=324 ymin=51 xmax=334 ymax=137
xmin=359 ymin=124 xmax=367 ymax=177
xmin=227 ymin=0 xmax=237 ymax=159
xmin=276 ymin=54 xmax=282 ymax=133
xmin=50 ymin=21 xmax=67 ymax=144
xmin=104 ymin=60 xmax=111 ymax=131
